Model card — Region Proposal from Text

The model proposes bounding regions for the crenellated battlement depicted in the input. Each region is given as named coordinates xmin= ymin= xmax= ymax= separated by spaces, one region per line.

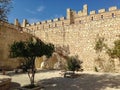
xmin=5 ymin=4 xmax=120 ymax=72
xmin=47 ymin=20 xmax=52 ymax=23
xmin=98 ymin=8 xmax=106 ymax=13
xmin=73 ymin=5 xmax=120 ymax=25
xmin=90 ymin=10 xmax=96 ymax=15
xmin=18 ymin=4 xmax=120 ymax=31
xmin=0 ymin=20 xmax=22 ymax=31
xmin=24 ymin=17 xmax=67 ymax=29
xmin=109 ymin=6 xmax=117 ymax=11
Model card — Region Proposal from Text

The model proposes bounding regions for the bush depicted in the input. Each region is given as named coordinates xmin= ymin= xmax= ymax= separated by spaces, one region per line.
xmin=67 ymin=56 xmax=82 ymax=72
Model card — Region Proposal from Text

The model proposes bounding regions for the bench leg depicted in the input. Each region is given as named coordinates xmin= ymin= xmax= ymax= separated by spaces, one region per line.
xmin=64 ymin=73 xmax=66 ymax=78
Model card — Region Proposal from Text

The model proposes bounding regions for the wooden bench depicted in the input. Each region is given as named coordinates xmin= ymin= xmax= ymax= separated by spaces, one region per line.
xmin=60 ymin=71 xmax=75 ymax=78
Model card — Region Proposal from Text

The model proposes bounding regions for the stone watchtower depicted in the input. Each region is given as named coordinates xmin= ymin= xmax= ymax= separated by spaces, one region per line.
xmin=83 ymin=4 xmax=88 ymax=16
xmin=22 ymin=19 xmax=28 ymax=27
xmin=67 ymin=4 xmax=88 ymax=24
xmin=14 ymin=19 xmax=20 ymax=26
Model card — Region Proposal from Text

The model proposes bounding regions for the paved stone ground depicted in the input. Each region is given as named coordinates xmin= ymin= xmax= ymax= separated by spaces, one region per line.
xmin=1 ymin=70 xmax=120 ymax=90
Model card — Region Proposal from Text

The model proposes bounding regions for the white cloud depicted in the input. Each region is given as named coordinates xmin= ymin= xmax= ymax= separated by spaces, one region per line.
xmin=25 ymin=6 xmax=45 ymax=14
xmin=28 ymin=18 xmax=40 ymax=23
xmin=26 ymin=9 xmax=36 ymax=14
xmin=37 ymin=6 xmax=45 ymax=12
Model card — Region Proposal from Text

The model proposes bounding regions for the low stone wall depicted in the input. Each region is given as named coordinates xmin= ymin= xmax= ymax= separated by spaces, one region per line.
xmin=0 ymin=75 xmax=11 ymax=90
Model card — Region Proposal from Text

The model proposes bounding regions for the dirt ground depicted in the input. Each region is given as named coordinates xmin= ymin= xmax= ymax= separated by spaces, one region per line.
xmin=6 ymin=70 xmax=120 ymax=90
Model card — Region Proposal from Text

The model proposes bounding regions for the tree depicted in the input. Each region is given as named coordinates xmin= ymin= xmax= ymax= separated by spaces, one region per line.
xmin=94 ymin=37 xmax=106 ymax=53
xmin=107 ymin=39 xmax=120 ymax=61
xmin=94 ymin=36 xmax=119 ymax=72
xmin=10 ymin=37 xmax=54 ymax=87
xmin=0 ymin=0 xmax=12 ymax=21
xmin=94 ymin=36 xmax=107 ymax=72
xmin=67 ymin=56 xmax=83 ymax=73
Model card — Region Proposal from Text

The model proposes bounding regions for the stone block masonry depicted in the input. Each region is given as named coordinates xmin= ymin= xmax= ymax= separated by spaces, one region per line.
xmin=19 ymin=4 xmax=120 ymax=72
xmin=0 ymin=20 xmax=32 ymax=69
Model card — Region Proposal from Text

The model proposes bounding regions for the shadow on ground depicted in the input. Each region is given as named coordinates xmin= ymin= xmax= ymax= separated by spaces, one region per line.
xmin=38 ymin=73 xmax=120 ymax=90
xmin=10 ymin=82 xmax=21 ymax=90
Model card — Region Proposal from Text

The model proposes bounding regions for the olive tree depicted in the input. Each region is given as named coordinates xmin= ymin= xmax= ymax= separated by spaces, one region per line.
xmin=10 ymin=37 xmax=54 ymax=87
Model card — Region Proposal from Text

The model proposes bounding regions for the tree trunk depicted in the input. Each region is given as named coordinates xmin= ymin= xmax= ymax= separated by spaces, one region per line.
xmin=31 ymin=69 xmax=35 ymax=86
xmin=28 ymin=57 xmax=36 ymax=86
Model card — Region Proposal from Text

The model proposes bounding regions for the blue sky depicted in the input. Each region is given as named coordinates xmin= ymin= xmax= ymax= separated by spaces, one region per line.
xmin=8 ymin=0 xmax=120 ymax=23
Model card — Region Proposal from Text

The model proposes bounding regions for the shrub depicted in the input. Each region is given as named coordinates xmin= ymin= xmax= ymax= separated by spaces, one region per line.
xmin=67 ymin=56 xmax=83 ymax=72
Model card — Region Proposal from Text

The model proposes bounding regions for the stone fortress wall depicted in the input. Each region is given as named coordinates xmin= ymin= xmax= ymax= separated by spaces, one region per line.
xmin=16 ymin=4 xmax=120 ymax=71
xmin=0 ymin=20 xmax=32 ymax=69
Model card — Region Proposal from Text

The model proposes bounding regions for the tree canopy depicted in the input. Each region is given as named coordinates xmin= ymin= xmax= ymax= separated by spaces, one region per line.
xmin=10 ymin=37 xmax=54 ymax=86
xmin=67 ymin=56 xmax=82 ymax=72
xmin=94 ymin=37 xmax=106 ymax=53
xmin=0 ymin=0 xmax=12 ymax=21
xmin=107 ymin=39 xmax=120 ymax=60
xmin=10 ymin=37 xmax=54 ymax=58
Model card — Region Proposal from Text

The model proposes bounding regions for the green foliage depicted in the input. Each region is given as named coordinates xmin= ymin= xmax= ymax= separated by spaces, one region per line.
xmin=94 ymin=37 xmax=106 ymax=53
xmin=67 ymin=56 xmax=82 ymax=72
xmin=9 ymin=37 xmax=54 ymax=86
xmin=94 ymin=67 xmax=98 ymax=72
xmin=94 ymin=36 xmax=120 ymax=72
xmin=10 ymin=37 xmax=54 ymax=58
xmin=0 ymin=0 xmax=12 ymax=21
xmin=10 ymin=41 xmax=26 ymax=57
xmin=107 ymin=39 xmax=120 ymax=59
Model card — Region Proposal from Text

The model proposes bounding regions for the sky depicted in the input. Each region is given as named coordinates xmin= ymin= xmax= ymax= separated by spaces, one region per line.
xmin=8 ymin=0 xmax=120 ymax=24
